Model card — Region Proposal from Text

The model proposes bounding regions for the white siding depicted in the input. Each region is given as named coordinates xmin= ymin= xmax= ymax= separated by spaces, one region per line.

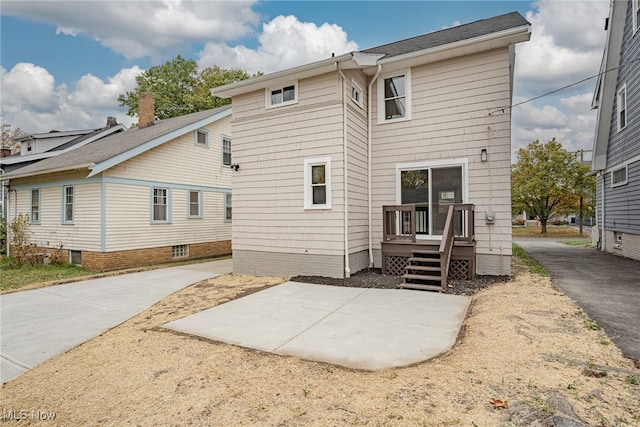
xmin=231 ymin=73 xmax=346 ymax=257
xmin=371 ymin=49 xmax=514 ymax=274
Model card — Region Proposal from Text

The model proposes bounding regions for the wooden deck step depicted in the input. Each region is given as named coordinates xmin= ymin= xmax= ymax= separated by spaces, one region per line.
xmin=410 ymin=249 xmax=440 ymax=256
xmin=402 ymin=273 xmax=442 ymax=282
xmin=408 ymin=257 xmax=440 ymax=264
xmin=405 ymin=265 xmax=441 ymax=273
xmin=398 ymin=283 xmax=443 ymax=292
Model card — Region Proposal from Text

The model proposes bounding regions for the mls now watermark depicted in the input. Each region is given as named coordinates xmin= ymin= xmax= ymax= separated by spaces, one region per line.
xmin=3 ymin=409 xmax=57 ymax=421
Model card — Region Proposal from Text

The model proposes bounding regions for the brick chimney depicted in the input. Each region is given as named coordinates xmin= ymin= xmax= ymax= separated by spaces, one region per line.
xmin=106 ymin=116 xmax=117 ymax=128
xmin=0 ymin=146 xmax=12 ymax=158
xmin=138 ymin=92 xmax=155 ymax=128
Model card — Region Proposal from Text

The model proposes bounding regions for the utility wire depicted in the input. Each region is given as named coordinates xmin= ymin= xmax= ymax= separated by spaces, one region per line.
xmin=489 ymin=56 xmax=640 ymax=116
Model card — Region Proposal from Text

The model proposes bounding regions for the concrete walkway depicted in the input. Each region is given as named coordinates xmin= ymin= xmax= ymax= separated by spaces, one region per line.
xmin=0 ymin=259 xmax=231 ymax=384
xmin=515 ymin=238 xmax=640 ymax=362
xmin=164 ymin=281 xmax=471 ymax=371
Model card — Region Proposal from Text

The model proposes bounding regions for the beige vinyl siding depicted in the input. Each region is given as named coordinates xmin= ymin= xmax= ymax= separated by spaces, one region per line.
xmin=231 ymin=72 xmax=346 ymax=257
xmin=371 ymin=49 xmax=514 ymax=272
xmin=345 ymin=70 xmax=370 ymax=256
xmin=104 ymin=183 xmax=230 ymax=251
xmin=10 ymin=178 xmax=102 ymax=252
xmin=104 ymin=117 xmax=232 ymax=189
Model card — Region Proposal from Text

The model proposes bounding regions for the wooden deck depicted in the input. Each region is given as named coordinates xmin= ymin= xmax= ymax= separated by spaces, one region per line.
xmin=381 ymin=204 xmax=476 ymax=288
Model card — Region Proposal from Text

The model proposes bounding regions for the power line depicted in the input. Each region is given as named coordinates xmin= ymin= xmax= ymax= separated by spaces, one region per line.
xmin=489 ymin=56 xmax=640 ymax=116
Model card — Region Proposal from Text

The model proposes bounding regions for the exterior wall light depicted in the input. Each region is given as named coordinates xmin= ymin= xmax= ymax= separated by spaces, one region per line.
xmin=480 ymin=148 xmax=488 ymax=162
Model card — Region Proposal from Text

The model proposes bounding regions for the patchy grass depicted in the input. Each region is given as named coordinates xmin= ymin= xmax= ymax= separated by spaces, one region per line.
xmin=0 ymin=259 xmax=92 ymax=292
xmin=560 ymin=239 xmax=592 ymax=247
xmin=512 ymin=242 xmax=549 ymax=276
xmin=512 ymin=225 xmax=589 ymax=238
xmin=0 ymin=255 xmax=231 ymax=294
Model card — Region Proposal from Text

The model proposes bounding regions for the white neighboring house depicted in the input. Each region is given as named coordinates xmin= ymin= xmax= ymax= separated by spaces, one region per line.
xmin=3 ymin=99 xmax=233 ymax=270
xmin=212 ymin=12 xmax=531 ymax=286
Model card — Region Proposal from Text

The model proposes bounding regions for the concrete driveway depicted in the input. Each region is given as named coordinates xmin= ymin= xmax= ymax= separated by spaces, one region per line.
xmin=0 ymin=259 xmax=231 ymax=384
xmin=515 ymin=238 xmax=640 ymax=363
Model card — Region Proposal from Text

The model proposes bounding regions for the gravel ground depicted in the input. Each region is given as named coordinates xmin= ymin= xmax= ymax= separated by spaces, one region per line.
xmin=291 ymin=268 xmax=511 ymax=296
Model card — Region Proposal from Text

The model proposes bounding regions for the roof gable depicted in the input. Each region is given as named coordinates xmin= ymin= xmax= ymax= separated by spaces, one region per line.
xmin=3 ymin=105 xmax=231 ymax=180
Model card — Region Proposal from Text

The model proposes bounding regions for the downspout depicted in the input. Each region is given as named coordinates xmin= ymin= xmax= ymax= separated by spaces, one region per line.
xmin=336 ymin=63 xmax=351 ymax=278
xmin=600 ymin=171 xmax=605 ymax=251
xmin=367 ymin=65 xmax=382 ymax=268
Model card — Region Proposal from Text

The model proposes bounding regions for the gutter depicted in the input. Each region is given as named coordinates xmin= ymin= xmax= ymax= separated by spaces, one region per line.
xmin=367 ymin=65 xmax=382 ymax=268
xmin=336 ymin=63 xmax=351 ymax=278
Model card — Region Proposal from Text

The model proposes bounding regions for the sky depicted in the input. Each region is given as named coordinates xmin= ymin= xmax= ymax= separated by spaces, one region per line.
xmin=0 ymin=0 xmax=611 ymax=158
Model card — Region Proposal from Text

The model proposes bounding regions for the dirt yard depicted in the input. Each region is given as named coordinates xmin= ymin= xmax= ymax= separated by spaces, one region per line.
xmin=2 ymin=266 xmax=639 ymax=426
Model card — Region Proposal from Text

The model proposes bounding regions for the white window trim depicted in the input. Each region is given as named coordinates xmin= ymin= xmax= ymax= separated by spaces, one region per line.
xmin=151 ymin=187 xmax=171 ymax=223
xmin=266 ymin=81 xmax=298 ymax=109
xmin=221 ymin=135 xmax=232 ymax=166
xmin=351 ymin=79 xmax=364 ymax=108
xmin=188 ymin=190 xmax=202 ymax=218
xmin=304 ymin=157 xmax=332 ymax=210
xmin=195 ymin=129 xmax=209 ymax=147
xmin=395 ymin=159 xmax=468 ymax=239
xmin=224 ymin=192 xmax=232 ymax=222
xmin=30 ymin=188 xmax=41 ymax=224
xmin=633 ymin=0 xmax=639 ymax=34
xmin=377 ymin=69 xmax=412 ymax=124
xmin=62 ymin=185 xmax=74 ymax=224
xmin=611 ymin=165 xmax=628 ymax=188
xmin=617 ymin=84 xmax=627 ymax=132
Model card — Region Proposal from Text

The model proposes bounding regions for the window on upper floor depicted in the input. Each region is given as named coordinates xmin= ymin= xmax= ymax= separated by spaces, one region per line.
xmin=304 ymin=157 xmax=331 ymax=210
xmin=195 ymin=129 xmax=209 ymax=147
xmin=617 ymin=84 xmax=627 ymax=132
xmin=267 ymin=83 xmax=298 ymax=108
xmin=378 ymin=69 xmax=412 ymax=124
xmin=222 ymin=135 xmax=232 ymax=166
xmin=62 ymin=185 xmax=74 ymax=224
xmin=633 ymin=0 xmax=639 ymax=33
xmin=30 ymin=189 xmax=40 ymax=224
xmin=351 ymin=80 xmax=363 ymax=108
xmin=611 ymin=165 xmax=627 ymax=187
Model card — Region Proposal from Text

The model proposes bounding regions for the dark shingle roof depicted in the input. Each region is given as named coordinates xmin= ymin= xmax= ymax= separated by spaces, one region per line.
xmin=362 ymin=12 xmax=529 ymax=59
xmin=5 ymin=105 xmax=231 ymax=179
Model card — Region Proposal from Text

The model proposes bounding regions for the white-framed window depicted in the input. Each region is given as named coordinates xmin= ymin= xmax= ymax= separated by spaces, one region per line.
xmin=224 ymin=192 xmax=232 ymax=221
xmin=195 ymin=129 xmax=209 ymax=147
xmin=351 ymin=80 xmax=363 ymax=108
xmin=378 ymin=69 xmax=411 ymax=123
xmin=152 ymin=187 xmax=169 ymax=223
xmin=30 ymin=188 xmax=40 ymax=224
xmin=267 ymin=82 xmax=298 ymax=108
xmin=611 ymin=165 xmax=628 ymax=187
xmin=188 ymin=190 xmax=202 ymax=218
xmin=26 ymin=141 xmax=33 ymax=152
xmin=172 ymin=244 xmax=189 ymax=258
xmin=633 ymin=0 xmax=639 ymax=33
xmin=396 ymin=159 xmax=467 ymax=237
xmin=304 ymin=157 xmax=332 ymax=210
xmin=222 ymin=135 xmax=232 ymax=166
xmin=617 ymin=84 xmax=627 ymax=131
xmin=62 ymin=185 xmax=74 ymax=224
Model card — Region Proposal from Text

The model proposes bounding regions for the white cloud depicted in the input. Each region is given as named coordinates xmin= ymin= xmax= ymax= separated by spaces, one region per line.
xmin=198 ymin=15 xmax=359 ymax=74
xmin=2 ymin=0 xmax=260 ymax=60
xmin=1 ymin=63 xmax=139 ymax=132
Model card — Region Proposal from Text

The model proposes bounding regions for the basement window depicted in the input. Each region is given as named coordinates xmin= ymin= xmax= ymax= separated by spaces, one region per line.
xmin=69 ymin=250 xmax=82 ymax=266
xmin=172 ymin=245 xmax=189 ymax=258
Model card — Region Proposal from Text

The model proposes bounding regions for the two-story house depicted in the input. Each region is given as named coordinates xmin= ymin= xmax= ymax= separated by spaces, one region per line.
xmin=212 ymin=12 xmax=531 ymax=287
xmin=591 ymin=0 xmax=640 ymax=261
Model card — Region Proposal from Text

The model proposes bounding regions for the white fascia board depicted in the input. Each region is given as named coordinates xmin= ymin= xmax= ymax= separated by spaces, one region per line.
xmin=211 ymin=53 xmax=354 ymax=98
xmin=2 ymin=164 xmax=94 ymax=180
xmin=87 ymin=108 xmax=231 ymax=178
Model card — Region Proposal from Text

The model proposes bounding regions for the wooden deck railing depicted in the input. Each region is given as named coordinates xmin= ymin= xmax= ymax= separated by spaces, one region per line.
xmin=382 ymin=203 xmax=475 ymax=243
xmin=438 ymin=204 xmax=455 ymax=288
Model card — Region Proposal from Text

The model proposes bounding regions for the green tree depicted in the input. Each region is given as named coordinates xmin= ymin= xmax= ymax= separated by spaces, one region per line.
xmin=117 ymin=56 xmax=257 ymax=121
xmin=512 ymin=138 xmax=592 ymax=234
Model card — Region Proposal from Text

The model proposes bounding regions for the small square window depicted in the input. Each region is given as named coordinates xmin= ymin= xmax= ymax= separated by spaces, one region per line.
xmin=222 ymin=136 xmax=232 ymax=166
xmin=351 ymin=80 xmax=363 ymax=108
xmin=69 ymin=250 xmax=82 ymax=266
xmin=195 ymin=129 xmax=208 ymax=147
xmin=267 ymin=83 xmax=298 ymax=108
xmin=611 ymin=166 xmax=627 ymax=187
xmin=304 ymin=158 xmax=331 ymax=209
xmin=172 ymin=245 xmax=189 ymax=258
